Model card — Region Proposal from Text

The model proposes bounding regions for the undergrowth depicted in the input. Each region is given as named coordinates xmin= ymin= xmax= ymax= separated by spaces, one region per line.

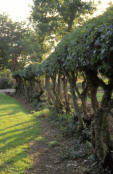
xmin=33 ymin=105 xmax=92 ymax=164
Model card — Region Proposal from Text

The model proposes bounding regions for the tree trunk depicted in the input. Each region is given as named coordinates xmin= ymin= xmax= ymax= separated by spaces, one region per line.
xmin=62 ymin=76 xmax=70 ymax=112
xmin=81 ymin=83 xmax=89 ymax=119
xmin=23 ymin=80 xmax=28 ymax=98
xmin=94 ymin=89 xmax=113 ymax=171
xmin=90 ymin=86 xmax=99 ymax=114
xmin=67 ymin=72 xmax=84 ymax=130
xmin=33 ymin=79 xmax=44 ymax=101
xmin=45 ymin=76 xmax=56 ymax=105
xmin=51 ymin=76 xmax=63 ymax=112
xmin=58 ymin=74 xmax=63 ymax=100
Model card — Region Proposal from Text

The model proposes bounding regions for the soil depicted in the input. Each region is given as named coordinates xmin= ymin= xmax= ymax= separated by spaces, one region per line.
xmin=26 ymin=119 xmax=77 ymax=174
xmin=14 ymin=95 xmax=91 ymax=174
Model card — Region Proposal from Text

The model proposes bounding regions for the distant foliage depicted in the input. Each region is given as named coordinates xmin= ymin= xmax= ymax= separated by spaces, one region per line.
xmin=0 ymin=14 xmax=43 ymax=72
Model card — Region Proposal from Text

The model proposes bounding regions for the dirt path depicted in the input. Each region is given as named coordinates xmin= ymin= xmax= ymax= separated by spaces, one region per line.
xmin=16 ymin=96 xmax=78 ymax=174
xmin=26 ymin=118 xmax=78 ymax=174
xmin=15 ymin=96 xmax=90 ymax=174
xmin=14 ymin=95 xmax=113 ymax=174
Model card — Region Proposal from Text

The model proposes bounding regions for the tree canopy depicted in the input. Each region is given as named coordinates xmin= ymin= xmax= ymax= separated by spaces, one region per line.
xmin=0 ymin=14 xmax=43 ymax=72
xmin=30 ymin=0 xmax=95 ymax=60
xmin=0 ymin=14 xmax=26 ymax=71
xmin=14 ymin=6 xmax=113 ymax=78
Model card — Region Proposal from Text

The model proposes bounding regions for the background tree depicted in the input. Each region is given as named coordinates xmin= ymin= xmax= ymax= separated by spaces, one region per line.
xmin=0 ymin=14 xmax=27 ymax=71
xmin=23 ymin=29 xmax=50 ymax=63
xmin=30 ymin=0 xmax=95 ymax=61
xmin=0 ymin=14 xmax=42 ymax=72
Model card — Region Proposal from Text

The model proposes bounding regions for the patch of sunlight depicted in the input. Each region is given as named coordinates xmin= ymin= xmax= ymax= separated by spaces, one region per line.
xmin=35 ymin=136 xmax=44 ymax=142
xmin=33 ymin=108 xmax=50 ymax=118
xmin=47 ymin=140 xmax=60 ymax=147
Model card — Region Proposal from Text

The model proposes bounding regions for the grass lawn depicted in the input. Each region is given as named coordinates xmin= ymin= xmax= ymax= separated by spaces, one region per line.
xmin=87 ymin=91 xmax=104 ymax=103
xmin=0 ymin=94 xmax=41 ymax=174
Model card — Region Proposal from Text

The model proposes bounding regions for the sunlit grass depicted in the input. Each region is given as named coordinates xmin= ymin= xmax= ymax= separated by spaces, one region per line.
xmin=87 ymin=91 xmax=104 ymax=103
xmin=0 ymin=94 xmax=41 ymax=174
xmin=33 ymin=108 xmax=51 ymax=119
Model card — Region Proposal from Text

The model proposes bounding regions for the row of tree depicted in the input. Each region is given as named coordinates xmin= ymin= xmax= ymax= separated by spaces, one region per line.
xmin=13 ymin=7 xmax=113 ymax=172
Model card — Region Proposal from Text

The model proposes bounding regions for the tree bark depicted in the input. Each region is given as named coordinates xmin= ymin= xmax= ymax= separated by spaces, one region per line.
xmin=81 ymin=83 xmax=89 ymax=119
xmin=45 ymin=76 xmax=56 ymax=105
xmin=58 ymin=74 xmax=63 ymax=100
xmin=67 ymin=72 xmax=84 ymax=130
xmin=94 ymin=87 xmax=113 ymax=171
xmin=90 ymin=86 xmax=99 ymax=114
xmin=51 ymin=75 xmax=63 ymax=112
xmin=62 ymin=76 xmax=70 ymax=112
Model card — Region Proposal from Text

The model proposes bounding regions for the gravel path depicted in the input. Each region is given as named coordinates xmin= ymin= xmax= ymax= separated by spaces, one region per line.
xmin=0 ymin=89 xmax=15 ymax=94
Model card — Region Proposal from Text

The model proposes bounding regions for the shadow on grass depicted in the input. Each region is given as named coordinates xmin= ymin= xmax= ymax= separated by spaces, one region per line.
xmin=0 ymin=106 xmax=27 ymax=117
xmin=0 ymin=94 xmax=43 ymax=173
xmin=0 ymin=151 xmax=32 ymax=173
xmin=0 ymin=121 xmax=41 ymax=150
xmin=0 ymin=120 xmax=33 ymax=133
xmin=0 ymin=117 xmax=42 ymax=173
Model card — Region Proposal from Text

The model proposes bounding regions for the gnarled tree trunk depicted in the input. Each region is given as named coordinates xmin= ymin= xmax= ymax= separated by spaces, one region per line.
xmin=66 ymin=72 xmax=84 ymax=130
xmin=45 ymin=76 xmax=56 ymax=105
xmin=94 ymin=89 xmax=113 ymax=170
xmin=62 ymin=76 xmax=70 ymax=112
xmin=51 ymin=75 xmax=63 ymax=112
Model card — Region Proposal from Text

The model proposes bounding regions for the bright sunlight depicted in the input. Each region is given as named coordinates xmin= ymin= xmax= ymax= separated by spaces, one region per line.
xmin=0 ymin=0 xmax=113 ymax=22
xmin=0 ymin=0 xmax=33 ymax=21
xmin=93 ymin=0 xmax=113 ymax=17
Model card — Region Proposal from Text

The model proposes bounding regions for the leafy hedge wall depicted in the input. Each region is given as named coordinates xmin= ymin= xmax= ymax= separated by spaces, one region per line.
xmin=13 ymin=7 xmax=113 ymax=171
xmin=14 ymin=7 xmax=113 ymax=78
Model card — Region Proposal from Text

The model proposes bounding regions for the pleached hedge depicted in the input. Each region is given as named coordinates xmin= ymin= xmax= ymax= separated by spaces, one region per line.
xmin=13 ymin=7 xmax=113 ymax=171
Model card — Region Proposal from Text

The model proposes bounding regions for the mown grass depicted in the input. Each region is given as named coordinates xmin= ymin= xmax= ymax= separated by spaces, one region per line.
xmin=0 ymin=94 xmax=41 ymax=174
xmin=33 ymin=108 xmax=51 ymax=118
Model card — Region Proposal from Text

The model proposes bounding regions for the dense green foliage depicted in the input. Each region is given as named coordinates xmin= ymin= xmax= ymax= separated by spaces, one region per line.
xmin=0 ymin=14 xmax=43 ymax=72
xmin=14 ymin=7 xmax=113 ymax=78
xmin=30 ymin=0 xmax=95 ymax=60
xmin=0 ymin=14 xmax=26 ymax=71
